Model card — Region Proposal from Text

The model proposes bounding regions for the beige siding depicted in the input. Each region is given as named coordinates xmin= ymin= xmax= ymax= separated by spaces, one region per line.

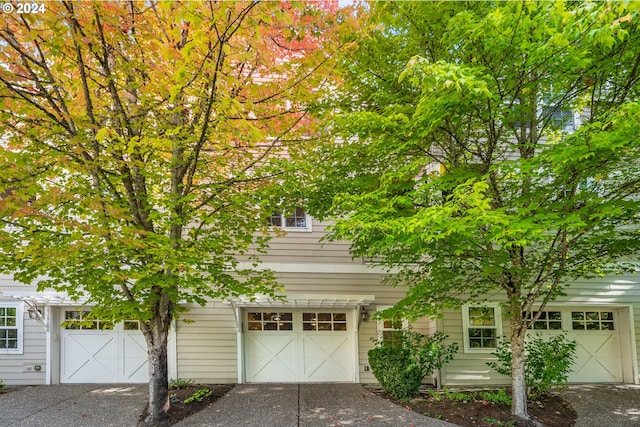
xmin=247 ymin=219 xmax=359 ymax=265
xmin=440 ymin=273 xmax=640 ymax=387
xmin=175 ymin=269 xmax=438 ymax=384
xmin=0 ymin=305 xmax=47 ymax=386
xmin=175 ymin=302 xmax=239 ymax=383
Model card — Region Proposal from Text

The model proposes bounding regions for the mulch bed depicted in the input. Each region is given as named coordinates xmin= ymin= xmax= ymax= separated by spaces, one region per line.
xmin=367 ymin=387 xmax=577 ymax=427
xmin=138 ymin=384 xmax=234 ymax=427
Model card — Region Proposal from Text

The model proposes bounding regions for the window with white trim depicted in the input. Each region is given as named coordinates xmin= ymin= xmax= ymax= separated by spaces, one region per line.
xmin=462 ymin=305 xmax=502 ymax=352
xmin=376 ymin=306 xmax=408 ymax=347
xmin=0 ymin=303 xmax=23 ymax=354
xmin=268 ymin=208 xmax=312 ymax=232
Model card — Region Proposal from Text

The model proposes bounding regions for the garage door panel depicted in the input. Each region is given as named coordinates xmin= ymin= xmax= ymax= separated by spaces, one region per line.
xmin=122 ymin=333 xmax=149 ymax=382
xmin=246 ymin=334 xmax=297 ymax=382
xmin=302 ymin=335 xmax=352 ymax=381
xmin=62 ymin=333 xmax=119 ymax=383
xmin=570 ymin=333 xmax=622 ymax=382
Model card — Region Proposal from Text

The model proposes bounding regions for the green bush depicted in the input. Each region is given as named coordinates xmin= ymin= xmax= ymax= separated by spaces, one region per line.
xmin=369 ymin=329 xmax=458 ymax=400
xmin=0 ymin=380 xmax=4 ymax=390
xmin=400 ymin=330 xmax=459 ymax=379
xmin=368 ymin=346 xmax=423 ymax=400
xmin=487 ymin=332 xmax=577 ymax=398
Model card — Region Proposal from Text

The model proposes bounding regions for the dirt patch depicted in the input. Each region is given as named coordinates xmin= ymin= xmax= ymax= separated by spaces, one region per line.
xmin=138 ymin=384 xmax=233 ymax=427
xmin=367 ymin=387 xmax=577 ymax=427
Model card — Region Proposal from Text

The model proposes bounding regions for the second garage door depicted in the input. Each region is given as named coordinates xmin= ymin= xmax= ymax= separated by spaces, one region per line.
xmin=527 ymin=308 xmax=623 ymax=383
xmin=244 ymin=309 xmax=355 ymax=383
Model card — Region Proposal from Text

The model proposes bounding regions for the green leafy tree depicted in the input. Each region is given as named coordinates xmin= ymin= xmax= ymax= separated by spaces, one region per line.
xmin=0 ymin=1 xmax=346 ymax=424
xmin=300 ymin=1 xmax=640 ymax=421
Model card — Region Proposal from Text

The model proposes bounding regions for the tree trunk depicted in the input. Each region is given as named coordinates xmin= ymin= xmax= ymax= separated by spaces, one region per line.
xmin=510 ymin=322 xmax=529 ymax=421
xmin=143 ymin=293 xmax=172 ymax=425
xmin=144 ymin=324 xmax=170 ymax=424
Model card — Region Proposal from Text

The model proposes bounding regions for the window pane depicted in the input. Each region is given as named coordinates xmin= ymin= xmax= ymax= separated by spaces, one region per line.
xmin=280 ymin=313 xmax=292 ymax=321
xmin=572 ymin=312 xmax=585 ymax=321
xmin=8 ymin=329 xmax=17 ymax=339
xmin=469 ymin=328 xmax=482 ymax=338
xmin=279 ymin=323 xmax=293 ymax=331
xmin=601 ymin=322 xmax=615 ymax=331
xmin=333 ymin=313 xmax=346 ymax=322
xmin=572 ymin=322 xmax=585 ymax=330
xmin=303 ymin=313 xmax=315 ymax=321
xmin=247 ymin=312 xmax=262 ymax=321
xmin=303 ymin=323 xmax=315 ymax=331
xmin=317 ymin=323 xmax=331 ymax=331
xmin=601 ymin=312 xmax=614 ymax=320
xmin=123 ymin=321 xmax=140 ymax=331
xmin=549 ymin=311 xmax=562 ymax=320
xmin=268 ymin=213 xmax=282 ymax=227
xmin=586 ymin=321 xmax=599 ymax=330
xmin=248 ymin=322 xmax=262 ymax=331
xmin=549 ymin=321 xmax=562 ymax=330
xmin=469 ymin=307 xmax=495 ymax=326
xmin=264 ymin=322 xmax=278 ymax=331
xmin=317 ymin=313 xmax=331 ymax=322
xmin=586 ymin=312 xmax=600 ymax=321
xmin=334 ymin=323 xmax=347 ymax=331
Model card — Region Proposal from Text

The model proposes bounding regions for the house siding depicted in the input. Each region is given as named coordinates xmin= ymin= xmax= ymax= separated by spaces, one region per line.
xmin=174 ymin=270 xmax=437 ymax=385
xmin=440 ymin=272 xmax=640 ymax=387
xmin=0 ymin=305 xmax=47 ymax=386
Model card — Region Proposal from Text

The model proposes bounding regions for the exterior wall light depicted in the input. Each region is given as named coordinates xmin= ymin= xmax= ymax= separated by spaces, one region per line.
xmin=359 ymin=306 xmax=369 ymax=321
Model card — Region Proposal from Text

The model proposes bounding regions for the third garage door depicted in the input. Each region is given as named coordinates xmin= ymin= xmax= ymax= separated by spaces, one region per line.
xmin=244 ymin=309 xmax=355 ymax=383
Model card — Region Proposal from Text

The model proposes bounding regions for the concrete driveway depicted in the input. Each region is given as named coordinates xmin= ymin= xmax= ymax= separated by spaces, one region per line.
xmin=2 ymin=383 xmax=640 ymax=427
xmin=0 ymin=384 xmax=147 ymax=427
xmin=0 ymin=383 xmax=455 ymax=427
xmin=561 ymin=384 xmax=640 ymax=427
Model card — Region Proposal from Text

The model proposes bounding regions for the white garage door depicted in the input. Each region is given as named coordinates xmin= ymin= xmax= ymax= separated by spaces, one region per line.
xmin=527 ymin=309 xmax=622 ymax=383
xmin=244 ymin=309 xmax=355 ymax=383
xmin=61 ymin=311 xmax=148 ymax=383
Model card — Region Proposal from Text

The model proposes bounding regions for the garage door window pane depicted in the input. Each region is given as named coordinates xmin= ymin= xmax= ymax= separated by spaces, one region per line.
xmin=247 ymin=312 xmax=293 ymax=331
xmin=64 ymin=310 xmax=113 ymax=330
xmin=525 ymin=311 xmax=562 ymax=330
xmin=572 ymin=311 xmax=614 ymax=331
xmin=303 ymin=312 xmax=347 ymax=331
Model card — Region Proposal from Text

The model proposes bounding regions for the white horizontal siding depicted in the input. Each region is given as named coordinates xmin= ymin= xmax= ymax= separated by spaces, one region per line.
xmin=246 ymin=219 xmax=359 ymax=265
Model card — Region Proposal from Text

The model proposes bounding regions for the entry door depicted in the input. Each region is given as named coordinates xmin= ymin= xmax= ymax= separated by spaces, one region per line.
xmin=244 ymin=309 xmax=355 ymax=383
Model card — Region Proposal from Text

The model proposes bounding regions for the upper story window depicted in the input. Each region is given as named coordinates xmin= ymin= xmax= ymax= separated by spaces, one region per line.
xmin=268 ymin=208 xmax=312 ymax=232
xmin=462 ymin=304 xmax=502 ymax=353
xmin=0 ymin=303 xmax=23 ymax=354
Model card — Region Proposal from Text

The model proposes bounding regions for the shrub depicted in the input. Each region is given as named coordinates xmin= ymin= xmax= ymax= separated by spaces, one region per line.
xmin=368 ymin=346 xmax=423 ymax=400
xmin=369 ymin=328 xmax=458 ymax=400
xmin=400 ymin=330 xmax=459 ymax=379
xmin=0 ymin=380 xmax=4 ymax=390
xmin=487 ymin=332 xmax=577 ymax=398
